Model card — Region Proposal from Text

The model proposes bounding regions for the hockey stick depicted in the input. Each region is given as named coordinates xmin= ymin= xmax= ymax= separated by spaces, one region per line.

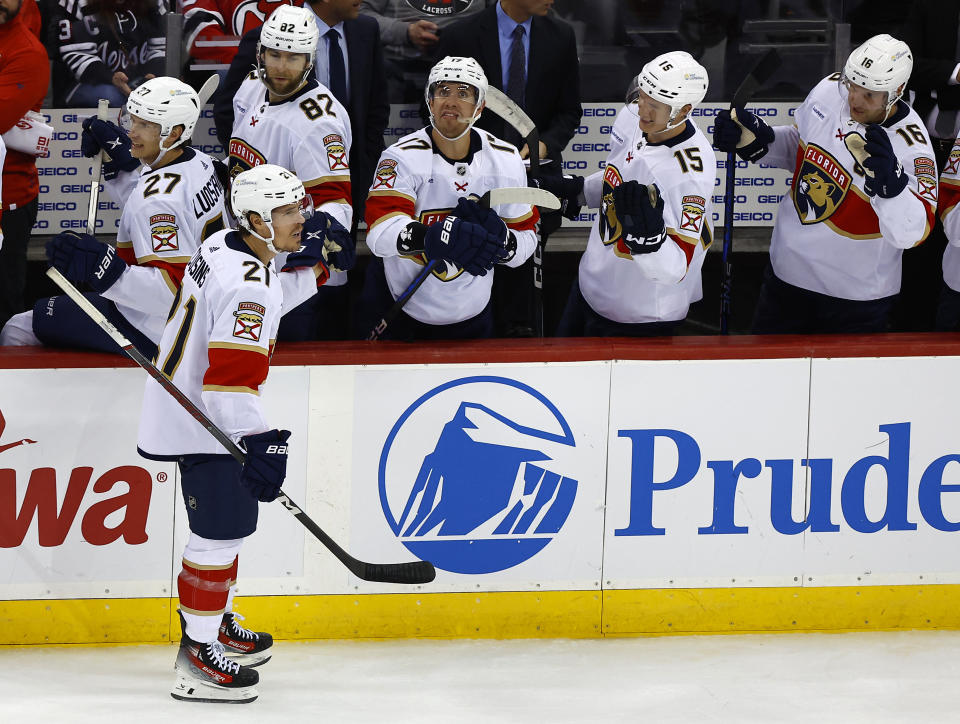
xmin=366 ymin=186 xmax=560 ymax=340
xmin=85 ymin=99 xmax=110 ymax=235
xmin=484 ymin=87 xmax=545 ymax=337
xmin=45 ymin=268 xmax=435 ymax=585
xmin=720 ymin=49 xmax=781 ymax=335
xmin=196 ymin=73 xmax=219 ymax=107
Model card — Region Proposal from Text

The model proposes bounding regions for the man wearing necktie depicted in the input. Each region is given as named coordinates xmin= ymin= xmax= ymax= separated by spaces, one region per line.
xmin=438 ymin=0 xmax=581 ymax=337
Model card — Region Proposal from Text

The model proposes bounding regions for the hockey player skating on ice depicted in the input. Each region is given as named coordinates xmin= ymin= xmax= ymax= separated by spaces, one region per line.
xmin=138 ymin=164 xmax=330 ymax=703
xmin=361 ymin=56 xmax=539 ymax=340
xmin=228 ymin=4 xmax=356 ymax=339
xmin=713 ymin=34 xmax=937 ymax=334
xmin=0 ymin=76 xmax=231 ymax=355
xmin=540 ymin=51 xmax=715 ymax=336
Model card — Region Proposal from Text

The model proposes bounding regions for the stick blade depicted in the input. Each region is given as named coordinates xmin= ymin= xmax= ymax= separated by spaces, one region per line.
xmin=358 ymin=560 xmax=437 ymax=584
xmin=731 ymin=49 xmax=781 ymax=108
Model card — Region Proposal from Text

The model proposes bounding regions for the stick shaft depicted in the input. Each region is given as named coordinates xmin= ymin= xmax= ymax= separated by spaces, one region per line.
xmin=45 ymin=268 xmax=436 ymax=584
xmin=85 ymin=99 xmax=110 ymax=235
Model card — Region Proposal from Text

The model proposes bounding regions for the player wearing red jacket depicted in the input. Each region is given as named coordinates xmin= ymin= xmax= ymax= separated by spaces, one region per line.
xmin=0 ymin=0 xmax=49 ymax=330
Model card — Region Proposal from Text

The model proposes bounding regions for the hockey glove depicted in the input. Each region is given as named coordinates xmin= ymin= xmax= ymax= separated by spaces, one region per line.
xmin=239 ymin=429 xmax=291 ymax=503
xmin=713 ymin=107 xmax=775 ymax=163
xmin=861 ymin=124 xmax=909 ymax=199
xmin=46 ymin=231 xmax=127 ymax=292
xmin=80 ymin=118 xmax=139 ymax=180
xmin=424 ymin=215 xmax=502 ymax=276
xmin=532 ymin=172 xmax=584 ymax=220
xmin=454 ymin=197 xmax=515 ymax=263
xmin=611 ymin=181 xmax=667 ymax=255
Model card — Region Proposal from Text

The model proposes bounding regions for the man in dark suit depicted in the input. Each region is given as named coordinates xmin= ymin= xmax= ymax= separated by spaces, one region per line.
xmin=214 ymin=0 xmax=389 ymax=227
xmin=213 ymin=0 xmax=389 ymax=340
xmin=904 ymin=0 xmax=960 ymax=170
xmin=437 ymin=0 xmax=582 ymax=337
xmin=904 ymin=1 xmax=960 ymax=330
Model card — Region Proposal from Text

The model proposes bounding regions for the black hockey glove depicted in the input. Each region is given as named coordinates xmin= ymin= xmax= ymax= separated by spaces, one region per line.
xmin=239 ymin=429 xmax=291 ymax=503
xmin=713 ymin=107 xmax=775 ymax=163
xmin=862 ymin=124 xmax=909 ymax=199
xmin=46 ymin=231 xmax=126 ymax=292
xmin=424 ymin=215 xmax=502 ymax=276
xmin=610 ymin=181 xmax=666 ymax=255
xmin=532 ymin=172 xmax=584 ymax=220
xmin=80 ymin=118 xmax=139 ymax=180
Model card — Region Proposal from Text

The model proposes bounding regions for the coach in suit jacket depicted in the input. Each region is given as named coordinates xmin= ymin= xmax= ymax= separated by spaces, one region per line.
xmin=437 ymin=0 xmax=582 ymax=336
xmin=904 ymin=1 xmax=960 ymax=165
xmin=214 ymin=0 xmax=389 ymax=223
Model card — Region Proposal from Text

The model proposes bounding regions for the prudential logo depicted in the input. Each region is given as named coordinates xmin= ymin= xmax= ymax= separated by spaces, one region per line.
xmin=379 ymin=376 xmax=578 ymax=575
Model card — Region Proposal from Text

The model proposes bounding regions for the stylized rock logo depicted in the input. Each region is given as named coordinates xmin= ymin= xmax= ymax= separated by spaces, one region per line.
xmin=380 ymin=377 xmax=578 ymax=574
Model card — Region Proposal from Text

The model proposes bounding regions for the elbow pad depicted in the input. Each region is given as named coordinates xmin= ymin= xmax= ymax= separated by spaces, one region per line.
xmin=397 ymin=221 xmax=428 ymax=256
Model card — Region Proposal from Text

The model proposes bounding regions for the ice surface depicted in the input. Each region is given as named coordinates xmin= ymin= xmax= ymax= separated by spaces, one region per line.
xmin=2 ymin=631 xmax=959 ymax=723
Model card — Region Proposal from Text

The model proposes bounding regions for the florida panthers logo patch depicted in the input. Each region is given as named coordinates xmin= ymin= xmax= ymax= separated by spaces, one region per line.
xmin=793 ymin=144 xmax=851 ymax=224
xmin=324 ymin=133 xmax=349 ymax=171
xmin=914 ymin=156 xmax=938 ymax=204
xmin=233 ymin=301 xmax=266 ymax=342
xmin=150 ymin=214 xmax=179 ymax=252
xmin=679 ymin=195 xmax=706 ymax=234
xmin=946 ymin=143 xmax=960 ymax=176
xmin=599 ymin=165 xmax=633 ymax=258
xmin=373 ymin=159 xmax=398 ymax=189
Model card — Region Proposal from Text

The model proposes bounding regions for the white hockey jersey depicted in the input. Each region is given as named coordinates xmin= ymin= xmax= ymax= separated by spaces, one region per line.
xmin=230 ymin=74 xmax=353 ymax=288
xmin=577 ymin=110 xmax=715 ymax=324
xmin=763 ymin=75 xmax=937 ymax=300
xmin=138 ymin=229 xmax=281 ymax=459
xmin=364 ymin=127 xmax=539 ymax=325
xmin=939 ymin=140 xmax=960 ymax=292
xmin=101 ymin=147 xmax=230 ymax=343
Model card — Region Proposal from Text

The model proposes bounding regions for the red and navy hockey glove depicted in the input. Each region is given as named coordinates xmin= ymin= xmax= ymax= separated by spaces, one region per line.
xmin=239 ymin=429 xmax=291 ymax=503
xmin=46 ymin=231 xmax=127 ymax=292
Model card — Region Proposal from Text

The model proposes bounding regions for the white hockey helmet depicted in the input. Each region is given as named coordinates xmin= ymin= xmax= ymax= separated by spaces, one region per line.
xmin=257 ymin=5 xmax=319 ymax=98
xmin=231 ymin=164 xmax=312 ymax=253
xmin=842 ymin=34 xmax=912 ymax=113
xmin=635 ymin=51 xmax=709 ymax=130
xmin=425 ymin=56 xmax=488 ymax=141
xmin=123 ymin=76 xmax=200 ymax=150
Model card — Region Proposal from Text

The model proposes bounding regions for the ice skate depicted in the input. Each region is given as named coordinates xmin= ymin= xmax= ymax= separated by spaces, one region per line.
xmin=219 ymin=611 xmax=273 ymax=667
xmin=171 ymin=633 xmax=259 ymax=704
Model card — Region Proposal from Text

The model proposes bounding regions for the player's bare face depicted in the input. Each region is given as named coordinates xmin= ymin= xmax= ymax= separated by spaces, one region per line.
xmin=263 ymin=49 xmax=310 ymax=98
xmin=269 ymin=202 xmax=306 ymax=252
xmin=635 ymin=91 xmax=673 ymax=135
xmin=430 ymin=83 xmax=478 ymax=136
xmin=845 ymin=81 xmax=889 ymax=124
xmin=127 ymin=115 xmax=164 ymax=164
